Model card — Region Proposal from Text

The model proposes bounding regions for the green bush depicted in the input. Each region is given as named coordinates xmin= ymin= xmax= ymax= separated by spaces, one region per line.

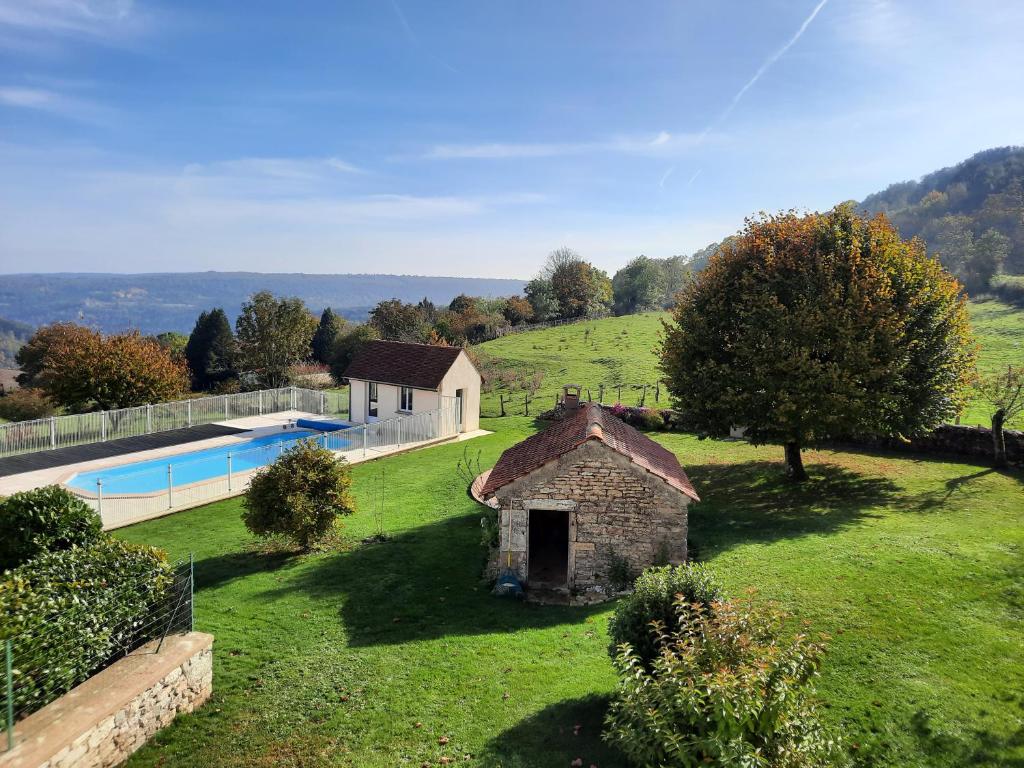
xmin=0 ymin=388 xmax=55 ymax=421
xmin=0 ymin=539 xmax=172 ymax=717
xmin=242 ymin=440 xmax=355 ymax=550
xmin=0 ymin=485 xmax=103 ymax=571
xmin=607 ymin=563 xmax=723 ymax=668
xmin=604 ymin=597 xmax=842 ymax=767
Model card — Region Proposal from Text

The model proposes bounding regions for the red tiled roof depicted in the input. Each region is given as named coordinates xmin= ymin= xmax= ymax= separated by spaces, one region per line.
xmin=343 ymin=340 xmax=465 ymax=390
xmin=481 ymin=403 xmax=699 ymax=501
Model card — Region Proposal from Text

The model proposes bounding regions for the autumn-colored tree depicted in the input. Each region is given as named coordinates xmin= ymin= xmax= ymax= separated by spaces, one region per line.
xmin=235 ymin=292 xmax=318 ymax=388
xmin=37 ymin=328 xmax=189 ymax=412
xmin=979 ymin=365 xmax=1024 ymax=468
xmin=661 ymin=206 xmax=976 ymax=480
xmin=501 ymin=295 xmax=534 ymax=326
xmin=15 ymin=323 xmax=95 ymax=389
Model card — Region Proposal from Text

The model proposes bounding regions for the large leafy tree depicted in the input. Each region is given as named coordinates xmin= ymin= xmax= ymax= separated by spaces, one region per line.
xmin=368 ymin=298 xmax=427 ymax=342
xmin=549 ymin=256 xmax=612 ymax=318
xmin=612 ymin=256 xmax=666 ymax=315
xmin=15 ymin=323 xmax=94 ymax=388
xmin=661 ymin=206 xmax=976 ymax=480
xmin=328 ymin=324 xmax=379 ymax=383
xmin=37 ymin=328 xmax=189 ymax=411
xmin=524 ymin=277 xmax=559 ymax=321
xmin=311 ymin=308 xmax=346 ymax=365
xmin=235 ymin=292 xmax=318 ymax=388
xmin=184 ymin=308 xmax=237 ymax=390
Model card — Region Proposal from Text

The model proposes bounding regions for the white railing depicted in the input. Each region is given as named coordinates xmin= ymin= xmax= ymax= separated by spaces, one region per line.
xmin=0 ymin=387 xmax=347 ymax=459
xmin=79 ymin=397 xmax=461 ymax=530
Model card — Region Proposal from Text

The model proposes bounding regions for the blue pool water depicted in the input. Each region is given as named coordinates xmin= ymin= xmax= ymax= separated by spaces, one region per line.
xmin=67 ymin=429 xmax=352 ymax=495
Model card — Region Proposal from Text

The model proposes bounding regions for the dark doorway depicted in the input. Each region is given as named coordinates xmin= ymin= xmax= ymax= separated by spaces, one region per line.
xmin=528 ymin=509 xmax=569 ymax=586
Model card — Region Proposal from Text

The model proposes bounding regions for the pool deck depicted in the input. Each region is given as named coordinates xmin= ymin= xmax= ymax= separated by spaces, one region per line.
xmin=0 ymin=411 xmax=490 ymax=527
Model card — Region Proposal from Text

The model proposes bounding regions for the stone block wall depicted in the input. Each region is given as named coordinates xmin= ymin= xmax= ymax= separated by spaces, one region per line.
xmin=1 ymin=632 xmax=213 ymax=768
xmin=494 ymin=441 xmax=689 ymax=601
xmin=835 ymin=424 xmax=1023 ymax=467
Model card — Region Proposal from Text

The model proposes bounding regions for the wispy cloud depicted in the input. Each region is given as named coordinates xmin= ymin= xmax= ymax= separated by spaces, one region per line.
xmin=658 ymin=166 xmax=675 ymax=188
xmin=702 ymin=0 xmax=829 ymax=136
xmin=0 ymin=0 xmax=140 ymax=38
xmin=427 ymin=131 xmax=706 ymax=160
xmin=0 ymin=85 xmax=110 ymax=122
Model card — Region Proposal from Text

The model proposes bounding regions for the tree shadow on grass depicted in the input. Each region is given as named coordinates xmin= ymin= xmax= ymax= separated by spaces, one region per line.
xmin=908 ymin=708 xmax=1024 ymax=768
xmin=194 ymin=547 xmax=301 ymax=592
xmin=476 ymin=694 xmax=626 ymax=768
xmin=686 ymin=460 xmax=899 ymax=558
xmin=249 ymin=513 xmax=608 ymax=647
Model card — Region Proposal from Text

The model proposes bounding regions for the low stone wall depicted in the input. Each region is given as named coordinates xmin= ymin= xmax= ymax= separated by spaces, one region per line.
xmin=835 ymin=424 xmax=1023 ymax=467
xmin=1 ymin=632 xmax=213 ymax=768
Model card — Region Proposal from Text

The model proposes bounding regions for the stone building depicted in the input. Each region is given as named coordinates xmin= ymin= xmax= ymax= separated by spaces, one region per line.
xmin=481 ymin=402 xmax=699 ymax=602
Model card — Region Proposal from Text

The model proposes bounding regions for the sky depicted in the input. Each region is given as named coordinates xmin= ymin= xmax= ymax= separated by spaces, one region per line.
xmin=1 ymin=0 xmax=1023 ymax=279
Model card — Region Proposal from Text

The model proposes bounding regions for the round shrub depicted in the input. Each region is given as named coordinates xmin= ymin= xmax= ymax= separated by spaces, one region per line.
xmin=0 ymin=388 xmax=55 ymax=421
xmin=608 ymin=563 xmax=723 ymax=668
xmin=604 ymin=597 xmax=841 ymax=767
xmin=0 ymin=485 xmax=103 ymax=571
xmin=0 ymin=539 xmax=172 ymax=718
xmin=242 ymin=439 xmax=355 ymax=550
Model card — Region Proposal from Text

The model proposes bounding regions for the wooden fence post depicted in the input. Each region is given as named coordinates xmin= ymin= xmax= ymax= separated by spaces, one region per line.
xmin=655 ymin=382 xmax=660 ymax=403
xmin=524 ymin=394 xmax=529 ymax=417
xmin=499 ymin=393 xmax=507 ymax=417
xmin=598 ymin=384 xmax=604 ymax=403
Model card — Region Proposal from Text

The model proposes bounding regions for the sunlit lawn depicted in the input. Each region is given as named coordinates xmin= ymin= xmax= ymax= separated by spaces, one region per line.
xmin=117 ymin=416 xmax=1024 ymax=767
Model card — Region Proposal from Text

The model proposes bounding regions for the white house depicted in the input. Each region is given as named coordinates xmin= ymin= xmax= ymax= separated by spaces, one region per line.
xmin=343 ymin=340 xmax=481 ymax=433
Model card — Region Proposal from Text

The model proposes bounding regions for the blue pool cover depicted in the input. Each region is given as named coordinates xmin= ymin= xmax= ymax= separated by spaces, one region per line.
xmin=295 ymin=418 xmax=354 ymax=432
xmin=66 ymin=429 xmax=354 ymax=495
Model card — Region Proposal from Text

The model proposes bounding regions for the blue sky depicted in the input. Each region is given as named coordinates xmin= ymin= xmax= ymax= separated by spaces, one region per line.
xmin=1 ymin=0 xmax=1023 ymax=278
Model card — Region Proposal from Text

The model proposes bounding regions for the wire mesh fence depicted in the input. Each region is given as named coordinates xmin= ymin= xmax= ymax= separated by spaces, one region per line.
xmin=73 ymin=398 xmax=461 ymax=529
xmin=0 ymin=387 xmax=347 ymax=459
xmin=1 ymin=557 xmax=194 ymax=752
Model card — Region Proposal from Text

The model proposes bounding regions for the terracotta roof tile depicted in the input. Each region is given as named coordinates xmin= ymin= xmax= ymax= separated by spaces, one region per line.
xmin=481 ymin=403 xmax=699 ymax=501
xmin=343 ymin=340 xmax=464 ymax=390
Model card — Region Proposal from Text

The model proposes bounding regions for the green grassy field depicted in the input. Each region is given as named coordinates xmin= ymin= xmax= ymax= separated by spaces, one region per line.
xmin=116 ymin=417 xmax=1024 ymax=768
xmin=476 ymin=300 xmax=1024 ymax=427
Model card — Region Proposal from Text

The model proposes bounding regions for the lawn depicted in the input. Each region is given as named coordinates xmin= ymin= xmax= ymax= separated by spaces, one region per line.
xmin=116 ymin=416 xmax=1024 ymax=767
xmin=476 ymin=300 xmax=1024 ymax=428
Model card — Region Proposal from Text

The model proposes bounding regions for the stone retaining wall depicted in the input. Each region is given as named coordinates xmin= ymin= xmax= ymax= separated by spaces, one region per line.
xmin=0 ymin=632 xmax=213 ymax=768
xmin=835 ymin=424 xmax=1023 ymax=467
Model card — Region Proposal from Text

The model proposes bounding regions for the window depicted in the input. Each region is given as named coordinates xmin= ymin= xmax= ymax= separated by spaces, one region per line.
xmin=400 ymin=386 xmax=414 ymax=412
xmin=368 ymin=382 xmax=378 ymax=418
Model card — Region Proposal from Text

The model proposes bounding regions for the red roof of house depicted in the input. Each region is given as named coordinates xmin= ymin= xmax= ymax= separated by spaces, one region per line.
xmin=481 ymin=403 xmax=699 ymax=501
xmin=343 ymin=340 xmax=465 ymax=389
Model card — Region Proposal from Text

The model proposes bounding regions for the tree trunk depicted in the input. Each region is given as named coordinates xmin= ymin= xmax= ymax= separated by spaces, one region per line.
xmin=992 ymin=409 xmax=1007 ymax=468
xmin=785 ymin=441 xmax=808 ymax=481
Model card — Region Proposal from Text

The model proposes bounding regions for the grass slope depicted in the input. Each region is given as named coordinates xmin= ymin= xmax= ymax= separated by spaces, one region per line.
xmin=117 ymin=418 xmax=1024 ymax=767
xmin=477 ymin=301 xmax=1024 ymax=427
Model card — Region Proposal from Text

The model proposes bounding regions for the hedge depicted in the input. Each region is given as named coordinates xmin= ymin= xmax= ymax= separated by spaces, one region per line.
xmin=0 ymin=485 xmax=104 ymax=571
xmin=0 ymin=539 xmax=172 ymax=719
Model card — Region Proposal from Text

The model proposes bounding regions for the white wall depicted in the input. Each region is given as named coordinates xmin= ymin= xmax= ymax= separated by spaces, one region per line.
xmin=440 ymin=351 xmax=481 ymax=432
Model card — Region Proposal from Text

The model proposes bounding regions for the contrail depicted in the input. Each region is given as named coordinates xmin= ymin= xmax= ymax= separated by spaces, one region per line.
xmin=702 ymin=0 xmax=829 ymax=137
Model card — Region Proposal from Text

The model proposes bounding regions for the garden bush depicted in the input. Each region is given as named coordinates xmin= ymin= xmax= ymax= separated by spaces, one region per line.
xmin=604 ymin=596 xmax=842 ymax=767
xmin=608 ymin=403 xmax=666 ymax=431
xmin=243 ymin=439 xmax=355 ymax=550
xmin=608 ymin=563 xmax=723 ymax=668
xmin=0 ymin=388 xmax=55 ymax=421
xmin=0 ymin=485 xmax=103 ymax=571
xmin=0 ymin=539 xmax=172 ymax=718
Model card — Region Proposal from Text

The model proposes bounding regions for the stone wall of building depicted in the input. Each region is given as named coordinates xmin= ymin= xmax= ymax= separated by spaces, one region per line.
xmin=1 ymin=632 xmax=213 ymax=768
xmin=493 ymin=441 xmax=689 ymax=602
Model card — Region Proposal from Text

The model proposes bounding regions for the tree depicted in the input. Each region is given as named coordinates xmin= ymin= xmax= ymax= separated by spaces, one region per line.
xmin=235 ymin=292 xmax=318 ymax=388
xmin=368 ymin=299 xmax=427 ymax=342
xmin=550 ymin=257 xmax=612 ymax=318
xmin=311 ymin=308 xmax=346 ymax=365
xmin=0 ymin=388 xmax=55 ymax=421
xmin=185 ymin=308 xmax=238 ymax=390
xmin=661 ymin=206 xmax=976 ymax=481
xmin=15 ymin=323 xmax=94 ymax=388
xmin=36 ymin=328 xmax=189 ymax=412
xmin=448 ymin=294 xmax=476 ymax=315
xmin=524 ymin=278 xmax=559 ymax=321
xmin=965 ymin=228 xmax=1011 ymax=293
xmin=657 ymin=255 xmax=693 ymax=307
xmin=979 ymin=365 xmax=1024 ymax=468
xmin=328 ymin=324 xmax=379 ymax=384
xmin=501 ymin=295 xmax=534 ymax=326
xmin=242 ymin=440 xmax=355 ymax=550
xmin=612 ymin=256 xmax=666 ymax=315
xmin=154 ymin=332 xmax=188 ymax=361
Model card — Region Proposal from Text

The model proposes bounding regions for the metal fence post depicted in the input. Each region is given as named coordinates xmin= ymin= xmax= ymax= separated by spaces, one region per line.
xmin=226 ymin=453 xmax=233 ymax=493
xmin=258 ymin=390 xmax=264 ymax=415
xmin=187 ymin=399 xmax=193 ymax=428
xmin=96 ymin=479 xmax=103 ymax=519
xmin=362 ymin=426 xmax=367 ymax=458
xmin=189 ymin=553 xmax=195 ymax=632
xmin=320 ymin=392 xmax=325 ymax=415
xmin=167 ymin=465 xmax=173 ymax=509
xmin=101 ymin=412 xmax=107 ymax=442
xmin=5 ymin=638 xmax=12 ymax=751
xmin=147 ymin=405 xmax=153 ymax=433
xmin=49 ymin=416 xmax=56 ymax=449
xmin=224 ymin=395 xmax=230 ymax=420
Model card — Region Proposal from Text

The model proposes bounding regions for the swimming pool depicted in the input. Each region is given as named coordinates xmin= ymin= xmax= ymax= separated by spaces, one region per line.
xmin=67 ymin=428 xmax=353 ymax=495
